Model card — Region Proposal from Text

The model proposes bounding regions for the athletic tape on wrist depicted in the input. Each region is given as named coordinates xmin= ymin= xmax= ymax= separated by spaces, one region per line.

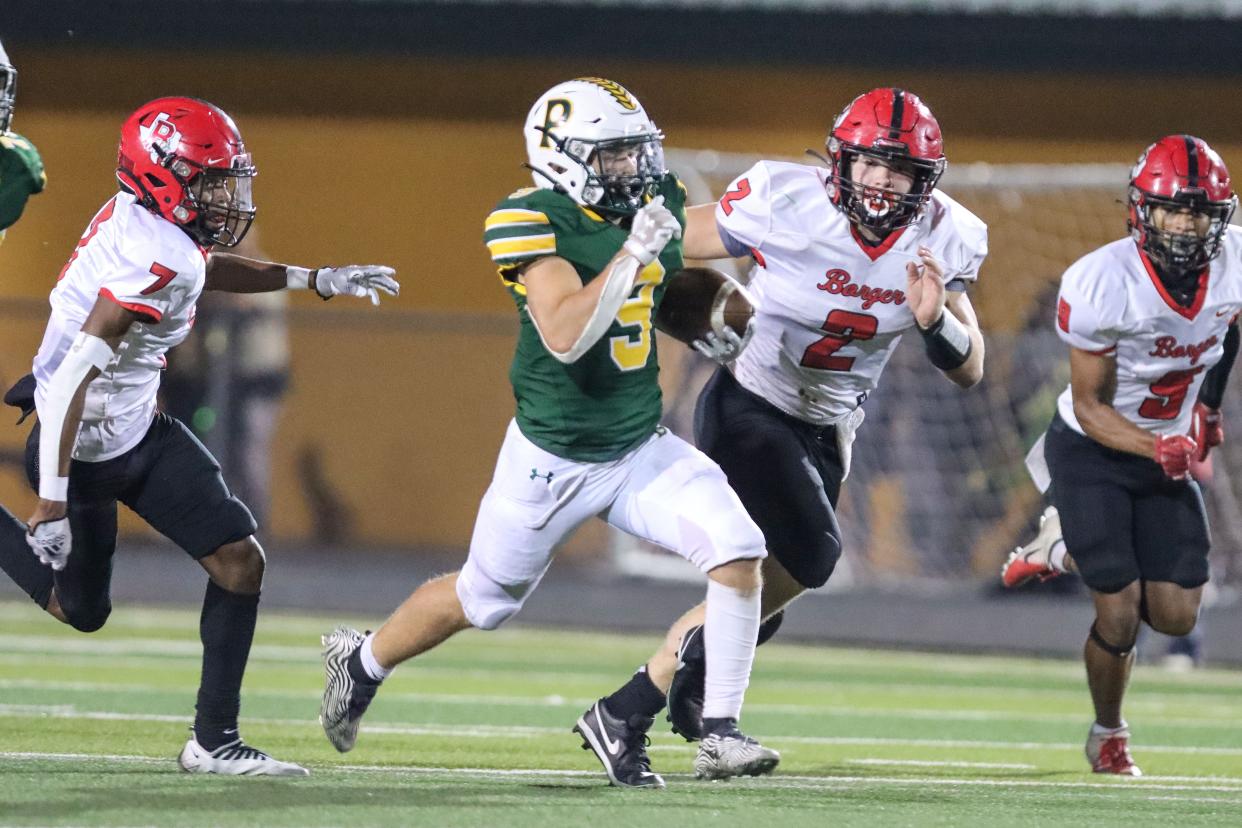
xmin=919 ymin=310 xmax=973 ymax=371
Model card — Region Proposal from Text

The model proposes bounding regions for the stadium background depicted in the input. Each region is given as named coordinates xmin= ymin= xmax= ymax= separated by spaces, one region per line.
xmin=2 ymin=1 xmax=1242 ymax=659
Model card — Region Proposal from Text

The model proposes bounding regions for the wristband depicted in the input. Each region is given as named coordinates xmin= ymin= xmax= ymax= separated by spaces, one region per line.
xmin=285 ymin=266 xmax=312 ymax=290
xmin=919 ymin=310 xmax=973 ymax=371
xmin=40 ymin=475 xmax=69 ymax=502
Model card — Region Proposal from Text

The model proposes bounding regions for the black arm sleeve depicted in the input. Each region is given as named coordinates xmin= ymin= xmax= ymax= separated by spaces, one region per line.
xmin=1199 ymin=322 xmax=1240 ymax=409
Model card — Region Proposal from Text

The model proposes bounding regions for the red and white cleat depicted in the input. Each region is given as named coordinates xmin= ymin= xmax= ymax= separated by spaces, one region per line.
xmin=1086 ymin=723 xmax=1142 ymax=776
xmin=1002 ymin=506 xmax=1066 ymax=588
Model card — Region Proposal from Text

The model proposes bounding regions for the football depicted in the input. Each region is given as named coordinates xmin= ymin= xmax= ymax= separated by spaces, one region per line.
xmin=655 ymin=267 xmax=754 ymax=345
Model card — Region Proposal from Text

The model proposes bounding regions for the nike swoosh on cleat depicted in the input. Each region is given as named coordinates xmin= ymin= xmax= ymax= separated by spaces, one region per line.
xmin=596 ymin=710 xmax=623 ymax=755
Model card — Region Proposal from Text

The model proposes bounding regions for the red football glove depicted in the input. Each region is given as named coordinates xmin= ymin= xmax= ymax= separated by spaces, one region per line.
xmin=1154 ymin=434 xmax=1197 ymax=481
xmin=1190 ymin=402 xmax=1223 ymax=462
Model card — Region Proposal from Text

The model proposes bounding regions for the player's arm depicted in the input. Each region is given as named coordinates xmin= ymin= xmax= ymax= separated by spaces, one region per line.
xmin=521 ymin=196 xmax=680 ymax=363
xmin=907 ymin=246 xmax=982 ymax=388
xmin=1190 ymin=320 xmax=1239 ymax=460
xmin=205 ymin=252 xmax=399 ymax=305
xmin=681 ymin=204 xmax=731 ymax=260
xmin=26 ymin=298 xmax=137 ymax=567
xmin=1069 ymin=347 xmax=1161 ymax=460
xmin=938 ymin=290 xmax=984 ymax=387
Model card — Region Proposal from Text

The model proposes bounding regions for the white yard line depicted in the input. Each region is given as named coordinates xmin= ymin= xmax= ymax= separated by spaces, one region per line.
xmin=3 ymin=705 xmax=1242 ymax=759
xmin=2 ymin=677 xmax=1237 ymax=729
xmin=2 ymin=751 xmax=1241 ymax=796
xmin=846 ymin=758 xmax=1037 ymax=770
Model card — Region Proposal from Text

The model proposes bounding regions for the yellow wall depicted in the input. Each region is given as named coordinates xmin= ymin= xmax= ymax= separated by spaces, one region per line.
xmin=3 ymin=49 xmax=1241 ymax=549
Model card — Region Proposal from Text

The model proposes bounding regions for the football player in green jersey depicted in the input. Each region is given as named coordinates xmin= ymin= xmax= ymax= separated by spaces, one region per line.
xmin=321 ymin=78 xmax=779 ymax=787
xmin=0 ymin=39 xmax=46 ymax=241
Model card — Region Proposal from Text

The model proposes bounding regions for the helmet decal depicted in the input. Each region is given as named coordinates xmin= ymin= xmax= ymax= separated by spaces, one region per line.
xmin=573 ymin=77 xmax=638 ymax=111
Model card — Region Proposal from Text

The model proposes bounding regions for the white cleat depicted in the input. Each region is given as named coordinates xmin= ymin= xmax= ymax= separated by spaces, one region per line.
xmin=320 ymin=626 xmax=378 ymax=753
xmin=693 ymin=730 xmax=780 ymax=780
xmin=178 ymin=736 xmax=309 ymax=776
xmin=1002 ymin=505 xmax=1067 ymax=588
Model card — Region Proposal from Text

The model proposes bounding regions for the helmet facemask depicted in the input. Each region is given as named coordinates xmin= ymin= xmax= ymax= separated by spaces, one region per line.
xmin=0 ymin=62 xmax=16 ymax=134
xmin=170 ymin=153 xmax=256 ymax=247
xmin=550 ymin=131 xmax=667 ymax=216
xmin=829 ymin=140 xmax=944 ymax=235
xmin=1130 ymin=188 xmax=1236 ymax=276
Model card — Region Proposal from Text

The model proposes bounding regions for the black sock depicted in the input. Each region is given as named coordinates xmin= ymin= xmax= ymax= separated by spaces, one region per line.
xmin=701 ymin=716 xmax=738 ymax=737
xmin=194 ymin=580 xmax=259 ymax=751
xmin=347 ymin=642 xmax=382 ymax=687
xmin=603 ymin=666 xmax=666 ymax=720
xmin=756 ymin=609 xmax=785 ymax=646
xmin=0 ymin=504 xmax=54 ymax=609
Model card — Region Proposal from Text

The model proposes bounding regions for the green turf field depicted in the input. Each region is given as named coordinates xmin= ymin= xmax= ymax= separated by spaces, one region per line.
xmin=0 ymin=600 xmax=1239 ymax=827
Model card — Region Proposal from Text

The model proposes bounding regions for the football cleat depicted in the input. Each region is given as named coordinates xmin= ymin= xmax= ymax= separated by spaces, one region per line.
xmin=666 ymin=624 xmax=706 ymax=741
xmin=1002 ymin=505 xmax=1066 ymax=588
xmin=1086 ymin=723 xmax=1142 ymax=776
xmin=320 ymin=626 xmax=380 ymax=753
xmin=573 ymin=699 xmax=665 ymax=789
xmin=693 ymin=727 xmax=780 ymax=780
xmin=178 ymin=734 xmax=308 ymax=776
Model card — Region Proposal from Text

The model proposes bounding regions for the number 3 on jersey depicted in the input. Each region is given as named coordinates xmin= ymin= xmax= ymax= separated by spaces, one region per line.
xmin=1138 ymin=366 xmax=1205 ymax=420
xmin=611 ymin=261 xmax=665 ymax=371
xmin=800 ymin=309 xmax=878 ymax=371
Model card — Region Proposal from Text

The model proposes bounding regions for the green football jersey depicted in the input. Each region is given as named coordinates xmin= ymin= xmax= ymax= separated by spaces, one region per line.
xmin=483 ymin=177 xmax=686 ymax=462
xmin=0 ymin=132 xmax=46 ymax=234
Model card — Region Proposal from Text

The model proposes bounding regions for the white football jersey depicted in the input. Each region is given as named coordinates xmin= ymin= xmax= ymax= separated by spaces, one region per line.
xmin=33 ymin=190 xmax=206 ymax=461
xmin=1055 ymin=231 xmax=1242 ymax=437
xmin=716 ymin=161 xmax=988 ymax=424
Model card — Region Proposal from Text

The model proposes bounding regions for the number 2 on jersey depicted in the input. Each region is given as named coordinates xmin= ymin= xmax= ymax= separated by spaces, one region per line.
xmin=800 ymin=309 xmax=878 ymax=371
xmin=1138 ymin=366 xmax=1205 ymax=420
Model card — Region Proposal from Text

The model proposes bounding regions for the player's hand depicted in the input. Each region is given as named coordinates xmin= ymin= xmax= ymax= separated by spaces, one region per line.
xmin=313 ymin=266 xmax=400 ymax=306
xmin=906 ymin=246 xmax=948 ymax=329
xmin=1154 ymin=433 xmax=1197 ymax=481
xmin=1190 ymin=401 xmax=1223 ymax=462
xmin=692 ymin=317 xmax=754 ymax=364
xmin=26 ymin=510 xmax=71 ymax=571
xmin=623 ymin=195 xmax=682 ymax=266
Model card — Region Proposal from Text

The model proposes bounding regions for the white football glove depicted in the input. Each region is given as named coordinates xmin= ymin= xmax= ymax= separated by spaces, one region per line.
xmin=27 ymin=516 xmax=71 ymax=571
xmin=622 ymin=195 xmax=683 ymax=266
xmin=692 ymin=318 xmax=754 ymax=364
xmin=314 ymin=265 xmax=400 ymax=306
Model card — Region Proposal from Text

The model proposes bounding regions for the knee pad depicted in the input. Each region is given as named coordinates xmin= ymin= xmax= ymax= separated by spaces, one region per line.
xmin=1089 ymin=621 xmax=1135 ymax=658
xmin=456 ymin=560 xmax=535 ymax=631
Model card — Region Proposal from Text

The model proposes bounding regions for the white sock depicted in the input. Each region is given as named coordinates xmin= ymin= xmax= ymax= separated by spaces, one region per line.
xmin=360 ymin=632 xmax=393 ymax=682
xmin=1049 ymin=539 xmax=1068 ymax=572
xmin=1092 ymin=719 xmax=1127 ymax=735
xmin=701 ymin=578 xmax=760 ymax=721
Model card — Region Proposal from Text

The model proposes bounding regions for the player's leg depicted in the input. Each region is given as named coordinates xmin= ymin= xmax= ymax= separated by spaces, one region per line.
xmin=321 ymin=421 xmax=598 ymax=754
xmin=663 ymin=367 xmax=843 ymax=739
xmin=1133 ymin=481 xmax=1211 ymax=639
xmin=1046 ymin=417 xmax=1143 ymax=775
xmin=600 ymin=429 xmax=778 ymax=780
xmin=0 ymin=421 xmax=120 ymax=630
xmin=122 ymin=414 xmax=302 ymax=775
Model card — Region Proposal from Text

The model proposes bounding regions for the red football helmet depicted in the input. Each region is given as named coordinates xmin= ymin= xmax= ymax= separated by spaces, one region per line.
xmin=1128 ymin=135 xmax=1236 ymax=275
xmin=826 ymin=88 xmax=946 ymax=234
xmin=116 ymin=97 xmax=256 ymax=247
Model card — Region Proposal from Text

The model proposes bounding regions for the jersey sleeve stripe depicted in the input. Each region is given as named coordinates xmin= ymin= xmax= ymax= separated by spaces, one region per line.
xmin=487 ymin=234 xmax=556 ymax=261
xmin=99 ymin=288 xmax=163 ymax=323
xmin=485 ymin=209 xmax=551 ymax=230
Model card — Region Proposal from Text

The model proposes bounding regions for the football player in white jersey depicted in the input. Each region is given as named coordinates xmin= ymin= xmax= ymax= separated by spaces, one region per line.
xmin=0 ymin=96 xmax=398 ymax=776
xmin=595 ymin=88 xmax=987 ymax=742
xmin=1001 ymin=135 xmax=1240 ymax=775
